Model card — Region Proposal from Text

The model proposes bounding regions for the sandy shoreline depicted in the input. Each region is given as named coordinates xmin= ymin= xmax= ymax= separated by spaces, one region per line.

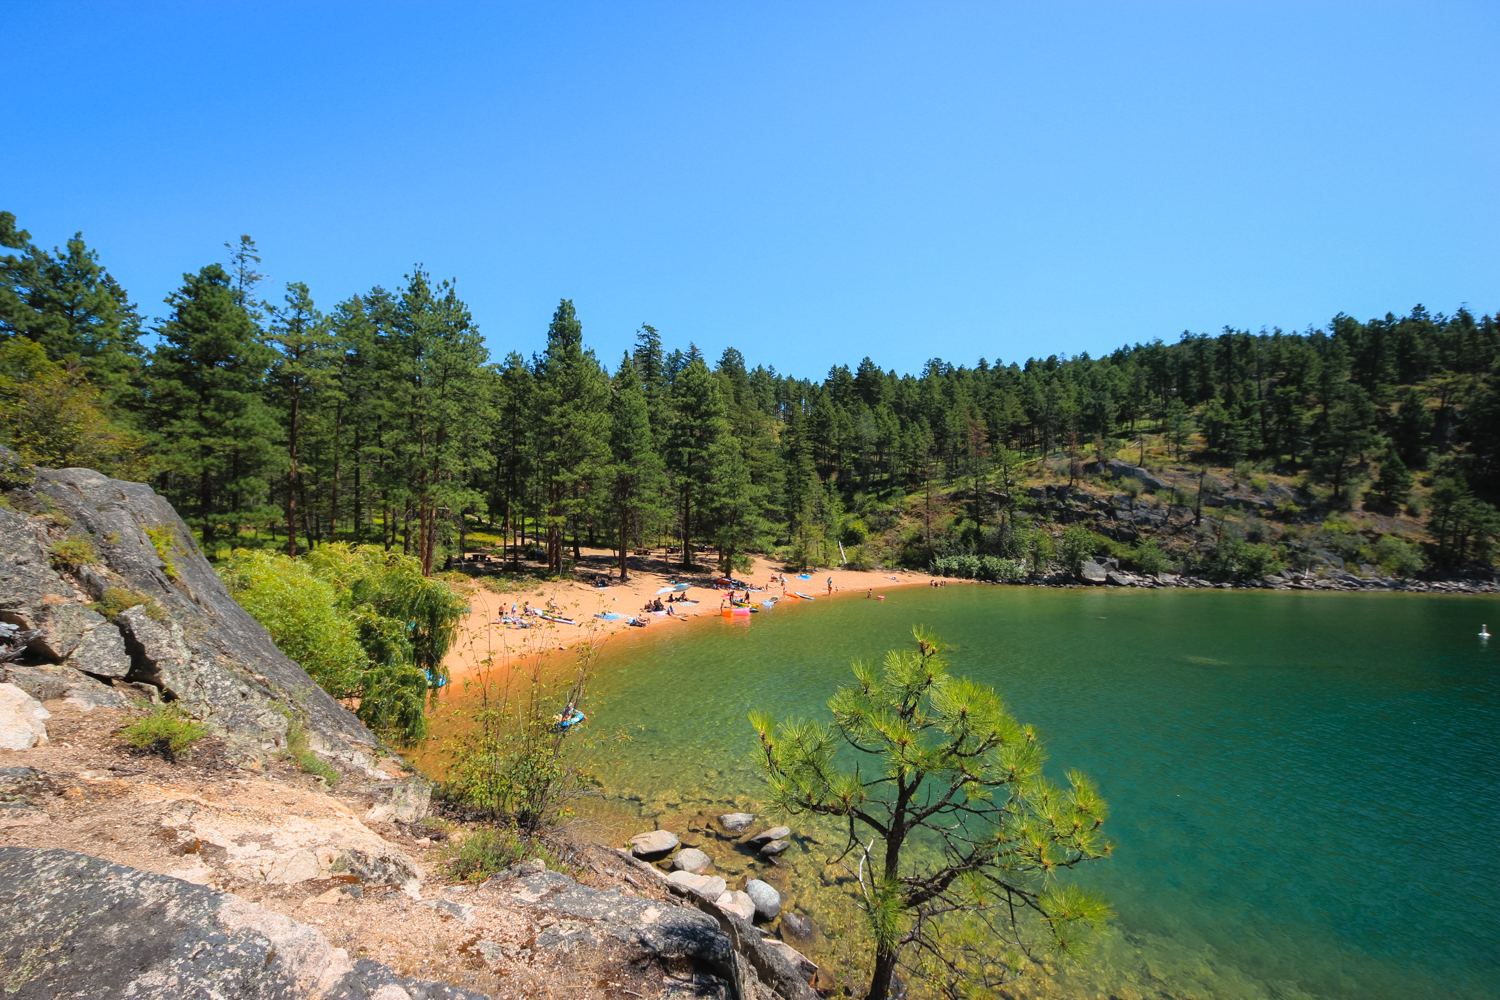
xmin=440 ymin=549 xmax=938 ymax=685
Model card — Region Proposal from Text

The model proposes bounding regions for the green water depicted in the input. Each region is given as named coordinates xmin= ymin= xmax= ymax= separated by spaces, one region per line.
xmin=576 ymin=587 xmax=1499 ymax=1000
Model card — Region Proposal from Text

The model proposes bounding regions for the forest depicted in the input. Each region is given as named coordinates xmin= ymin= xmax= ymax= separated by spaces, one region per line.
xmin=4 ymin=211 xmax=1498 ymax=581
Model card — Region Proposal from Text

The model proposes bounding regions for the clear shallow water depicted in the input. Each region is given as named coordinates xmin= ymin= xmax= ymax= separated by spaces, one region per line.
xmin=573 ymin=587 xmax=1500 ymax=1000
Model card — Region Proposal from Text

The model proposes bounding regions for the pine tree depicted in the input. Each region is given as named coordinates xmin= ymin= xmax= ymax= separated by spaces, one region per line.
xmin=266 ymin=282 xmax=334 ymax=555
xmin=535 ymin=299 xmax=609 ymax=573
xmin=665 ymin=355 xmax=728 ymax=569
xmin=607 ymin=355 xmax=667 ymax=581
xmin=147 ymin=263 xmax=281 ymax=548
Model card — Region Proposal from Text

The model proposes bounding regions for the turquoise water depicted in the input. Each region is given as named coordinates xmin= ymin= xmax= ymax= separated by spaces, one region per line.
xmin=579 ymin=587 xmax=1500 ymax=1000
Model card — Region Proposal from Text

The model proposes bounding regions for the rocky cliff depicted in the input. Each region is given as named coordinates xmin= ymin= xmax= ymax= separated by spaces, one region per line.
xmin=0 ymin=446 xmax=375 ymax=765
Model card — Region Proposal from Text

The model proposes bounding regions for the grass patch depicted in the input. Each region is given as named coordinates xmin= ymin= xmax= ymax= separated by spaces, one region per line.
xmin=284 ymin=724 xmax=341 ymax=784
xmin=90 ymin=586 xmax=165 ymax=621
xmin=146 ymin=525 xmax=179 ymax=579
xmin=118 ymin=705 xmax=206 ymax=761
xmin=48 ymin=535 xmax=98 ymax=569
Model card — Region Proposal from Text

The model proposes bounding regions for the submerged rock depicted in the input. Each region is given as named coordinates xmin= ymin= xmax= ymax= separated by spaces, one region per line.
xmin=718 ymin=811 xmax=755 ymax=832
xmin=759 ymin=839 xmax=791 ymax=857
xmin=781 ymin=910 xmax=816 ymax=940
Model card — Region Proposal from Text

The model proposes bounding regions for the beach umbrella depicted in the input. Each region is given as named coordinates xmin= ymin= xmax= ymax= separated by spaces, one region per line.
xmin=674 ymin=583 xmax=692 ymax=592
xmin=655 ymin=586 xmax=675 ymax=595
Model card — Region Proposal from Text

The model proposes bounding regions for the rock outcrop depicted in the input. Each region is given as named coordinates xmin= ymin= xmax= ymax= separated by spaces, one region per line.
xmin=0 ymin=448 xmax=379 ymax=766
xmin=0 ymin=847 xmax=486 ymax=1000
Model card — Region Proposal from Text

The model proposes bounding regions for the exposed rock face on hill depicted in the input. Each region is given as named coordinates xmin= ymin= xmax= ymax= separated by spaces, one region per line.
xmin=0 ymin=446 xmax=375 ymax=765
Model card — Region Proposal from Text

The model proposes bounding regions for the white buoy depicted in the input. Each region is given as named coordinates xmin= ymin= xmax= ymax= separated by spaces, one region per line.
xmin=1482 ymin=624 xmax=1492 ymax=639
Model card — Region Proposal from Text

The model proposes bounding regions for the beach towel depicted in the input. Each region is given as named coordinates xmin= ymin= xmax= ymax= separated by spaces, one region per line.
xmin=798 ymin=573 xmax=812 ymax=580
xmin=594 ymin=612 xmax=624 ymax=621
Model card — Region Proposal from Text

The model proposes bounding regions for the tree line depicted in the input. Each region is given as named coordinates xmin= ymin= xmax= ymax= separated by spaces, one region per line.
xmin=3 ymin=210 xmax=1498 ymax=574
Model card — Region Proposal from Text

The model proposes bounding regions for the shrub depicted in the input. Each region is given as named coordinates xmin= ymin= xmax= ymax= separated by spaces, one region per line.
xmin=930 ymin=555 xmax=1025 ymax=582
xmin=1374 ymin=535 xmax=1426 ymax=577
xmin=1059 ymin=526 xmax=1099 ymax=574
xmin=845 ymin=545 xmax=876 ymax=572
xmin=443 ymin=827 xmax=531 ymax=883
xmin=48 ymin=535 xmax=98 ymax=569
xmin=1131 ymin=539 xmax=1169 ymax=576
xmin=118 ymin=705 xmax=206 ymax=761
xmin=440 ymin=657 xmax=626 ymax=833
xmin=220 ymin=544 xmax=466 ymax=744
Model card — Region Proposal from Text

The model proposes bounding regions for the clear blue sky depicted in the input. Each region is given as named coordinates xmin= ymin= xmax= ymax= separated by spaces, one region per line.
xmin=6 ymin=2 xmax=1496 ymax=378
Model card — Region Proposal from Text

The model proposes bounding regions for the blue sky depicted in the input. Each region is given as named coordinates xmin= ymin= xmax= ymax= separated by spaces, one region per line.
xmin=6 ymin=2 xmax=1496 ymax=378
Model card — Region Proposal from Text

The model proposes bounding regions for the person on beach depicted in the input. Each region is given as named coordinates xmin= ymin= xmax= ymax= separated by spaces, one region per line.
xmin=867 ymin=588 xmax=872 ymax=598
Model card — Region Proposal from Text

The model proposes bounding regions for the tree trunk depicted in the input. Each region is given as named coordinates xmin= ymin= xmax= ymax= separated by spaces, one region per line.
xmin=286 ymin=389 xmax=300 ymax=557
xmin=618 ymin=503 xmax=630 ymax=583
xmin=867 ymin=946 xmax=900 ymax=1000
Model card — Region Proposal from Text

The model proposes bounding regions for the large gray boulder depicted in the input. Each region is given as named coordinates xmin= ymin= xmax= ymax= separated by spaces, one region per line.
xmin=628 ymin=829 xmax=679 ymax=857
xmin=0 ymin=847 xmax=486 ymax=999
xmin=1088 ymin=458 xmax=1167 ymax=492
xmin=496 ymin=865 xmax=734 ymax=971
xmin=745 ymin=878 xmax=781 ymax=920
xmin=0 ymin=450 xmax=379 ymax=766
xmin=1079 ymin=560 xmax=1108 ymax=584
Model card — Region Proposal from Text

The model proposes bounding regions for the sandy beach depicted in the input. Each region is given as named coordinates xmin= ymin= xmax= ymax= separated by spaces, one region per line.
xmin=440 ymin=548 xmax=937 ymax=684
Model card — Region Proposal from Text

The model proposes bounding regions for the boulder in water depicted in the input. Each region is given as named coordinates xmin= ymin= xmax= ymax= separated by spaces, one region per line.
xmin=759 ymin=839 xmax=791 ymax=857
xmin=629 ymin=829 xmax=680 ymax=857
xmin=673 ymin=847 xmax=713 ymax=873
xmin=745 ymin=878 xmax=781 ymax=920
xmin=747 ymin=825 xmax=789 ymax=845
xmin=667 ymin=870 xmax=727 ymax=900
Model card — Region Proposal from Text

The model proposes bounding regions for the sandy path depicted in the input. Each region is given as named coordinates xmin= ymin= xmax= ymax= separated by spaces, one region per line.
xmin=440 ymin=549 xmax=936 ymax=684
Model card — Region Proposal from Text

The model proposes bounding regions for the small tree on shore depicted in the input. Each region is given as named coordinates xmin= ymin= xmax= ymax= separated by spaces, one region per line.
xmin=751 ymin=627 xmax=1111 ymax=1000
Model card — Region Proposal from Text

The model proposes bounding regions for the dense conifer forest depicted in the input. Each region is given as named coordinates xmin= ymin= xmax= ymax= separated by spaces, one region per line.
xmin=4 ymin=212 xmax=1498 ymax=580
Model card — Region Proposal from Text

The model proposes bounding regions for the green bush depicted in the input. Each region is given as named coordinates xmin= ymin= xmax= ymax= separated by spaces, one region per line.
xmin=219 ymin=551 xmax=368 ymax=700
xmin=1131 ymin=539 xmax=1169 ymax=576
xmin=218 ymin=543 xmax=465 ymax=744
xmin=48 ymin=535 xmax=98 ymax=569
xmin=845 ymin=545 xmax=876 ymax=571
xmin=1374 ymin=535 xmax=1426 ymax=577
xmin=443 ymin=827 xmax=530 ymax=883
xmin=118 ymin=705 xmax=206 ymax=760
xmin=1059 ymin=526 xmax=1099 ymax=574
xmin=930 ymin=555 xmax=1025 ymax=582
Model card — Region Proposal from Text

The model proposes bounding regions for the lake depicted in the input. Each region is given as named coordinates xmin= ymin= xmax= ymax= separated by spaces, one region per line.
xmin=554 ymin=586 xmax=1499 ymax=1000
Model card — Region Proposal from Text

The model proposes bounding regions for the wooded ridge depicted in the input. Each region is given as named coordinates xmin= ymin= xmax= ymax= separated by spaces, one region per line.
xmin=3 ymin=213 xmax=1496 ymax=579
